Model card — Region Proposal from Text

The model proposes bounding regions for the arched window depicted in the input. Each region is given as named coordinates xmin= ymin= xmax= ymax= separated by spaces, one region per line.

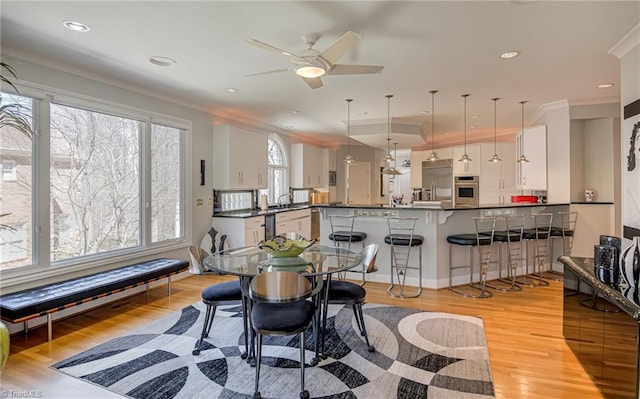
xmin=262 ymin=136 xmax=288 ymax=204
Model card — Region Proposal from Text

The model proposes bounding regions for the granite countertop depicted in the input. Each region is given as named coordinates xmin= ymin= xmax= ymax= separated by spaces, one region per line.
xmin=559 ymin=256 xmax=640 ymax=320
xmin=213 ymin=202 xmax=570 ymax=218
xmin=213 ymin=204 xmax=312 ymax=218
xmin=313 ymin=202 xmax=569 ymax=211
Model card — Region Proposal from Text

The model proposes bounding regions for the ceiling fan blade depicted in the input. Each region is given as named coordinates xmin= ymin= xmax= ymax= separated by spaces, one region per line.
xmin=245 ymin=38 xmax=306 ymax=62
xmin=329 ymin=64 xmax=385 ymax=75
xmin=301 ymin=76 xmax=323 ymax=89
xmin=244 ymin=67 xmax=293 ymax=77
xmin=320 ymin=31 xmax=361 ymax=64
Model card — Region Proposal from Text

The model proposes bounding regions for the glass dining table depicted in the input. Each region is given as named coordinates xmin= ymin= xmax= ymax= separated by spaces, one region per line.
xmin=204 ymin=243 xmax=362 ymax=365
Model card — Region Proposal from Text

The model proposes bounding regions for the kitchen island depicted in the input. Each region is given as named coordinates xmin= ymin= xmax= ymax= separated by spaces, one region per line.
xmin=315 ymin=202 xmax=570 ymax=290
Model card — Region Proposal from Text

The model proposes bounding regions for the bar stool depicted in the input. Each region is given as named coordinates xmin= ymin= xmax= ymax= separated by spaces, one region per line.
xmin=518 ymin=213 xmax=552 ymax=287
xmin=488 ymin=214 xmax=525 ymax=292
xmin=446 ymin=217 xmax=496 ymax=298
xmin=549 ymin=211 xmax=577 ymax=276
xmin=328 ymin=214 xmax=369 ymax=284
xmin=385 ymin=217 xmax=424 ymax=298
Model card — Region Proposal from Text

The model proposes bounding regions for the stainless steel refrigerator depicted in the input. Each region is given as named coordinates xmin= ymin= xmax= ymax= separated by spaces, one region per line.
xmin=421 ymin=159 xmax=453 ymax=201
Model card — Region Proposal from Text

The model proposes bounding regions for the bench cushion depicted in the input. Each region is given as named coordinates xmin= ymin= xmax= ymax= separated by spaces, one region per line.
xmin=0 ymin=258 xmax=188 ymax=322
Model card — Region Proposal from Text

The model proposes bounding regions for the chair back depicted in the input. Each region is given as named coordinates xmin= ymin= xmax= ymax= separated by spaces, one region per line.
xmin=504 ymin=214 xmax=525 ymax=243
xmin=533 ymin=212 xmax=553 ymax=239
xmin=474 ymin=216 xmax=496 ymax=245
xmin=361 ymin=243 xmax=379 ymax=273
xmin=188 ymin=246 xmax=210 ymax=274
xmin=249 ymin=271 xmax=312 ymax=303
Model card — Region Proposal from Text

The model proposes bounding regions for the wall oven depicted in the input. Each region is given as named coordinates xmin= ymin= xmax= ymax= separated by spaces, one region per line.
xmin=454 ymin=176 xmax=479 ymax=207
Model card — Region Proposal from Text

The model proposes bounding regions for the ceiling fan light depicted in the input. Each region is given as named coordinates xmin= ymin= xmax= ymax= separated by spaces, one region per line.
xmin=295 ymin=66 xmax=325 ymax=78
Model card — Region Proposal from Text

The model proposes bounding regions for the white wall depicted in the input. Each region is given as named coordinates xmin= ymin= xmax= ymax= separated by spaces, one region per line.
xmin=570 ymin=120 xmax=585 ymax=202
xmin=610 ymin=23 xmax=640 ymax=243
xmin=584 ymin=118 xmax=616 ymax=202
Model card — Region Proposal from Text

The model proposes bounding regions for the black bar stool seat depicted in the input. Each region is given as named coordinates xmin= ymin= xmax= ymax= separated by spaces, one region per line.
xmin=385 ymin=217 xmax=424 ymax=298
xmin=329 ymin=231 xmax=367 ymax=242
xmin=446 ymin=234 xmax=491 ymax=246
xmin=385 ymin=234 xmax=424 ymax=247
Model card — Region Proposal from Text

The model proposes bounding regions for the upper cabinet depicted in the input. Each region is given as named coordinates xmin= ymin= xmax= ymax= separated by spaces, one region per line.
xmin=479 ymin=142 xmax=518 ymax=204
xmin=291 ymin=143 xmax=328 ymax=188
xmin=516 ymin=125 xmax=547 ymax=190
xmin=212 ymin=125 xmax=268 ymax=190
xmin=453 ymin=144 xmax=481 ymax=176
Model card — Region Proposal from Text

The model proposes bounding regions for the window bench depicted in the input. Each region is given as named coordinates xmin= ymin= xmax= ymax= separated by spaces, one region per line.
xmin=0 ymin=258 xmax=189 ymax=342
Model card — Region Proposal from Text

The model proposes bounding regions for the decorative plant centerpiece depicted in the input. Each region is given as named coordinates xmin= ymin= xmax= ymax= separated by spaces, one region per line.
xmin=258 ymin=234 xmax=315 ymax=257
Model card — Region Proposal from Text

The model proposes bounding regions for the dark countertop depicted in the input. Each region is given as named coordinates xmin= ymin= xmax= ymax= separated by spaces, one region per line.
xmin=570 ymin=202 xmax=614 ymax=205
xmin=313 ymin=202 xmax=569 ymax=211
xmin=559 ymin=256 xmax=639 ymax=320
xmin=212 ymin=204 xmax=312 ymax=218
xmin=213 ymin=202 xmax=570 ymax=218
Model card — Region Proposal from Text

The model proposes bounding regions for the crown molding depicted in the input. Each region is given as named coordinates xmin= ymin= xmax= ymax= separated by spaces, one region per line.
xmin=608 ymin=22 xmax=640 ymax=60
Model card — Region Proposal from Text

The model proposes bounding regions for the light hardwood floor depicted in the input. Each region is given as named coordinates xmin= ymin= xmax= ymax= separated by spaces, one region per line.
xmin=1 ymin=274 xmax=605 ymax=399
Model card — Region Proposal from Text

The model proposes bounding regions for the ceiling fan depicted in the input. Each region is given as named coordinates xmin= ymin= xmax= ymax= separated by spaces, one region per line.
xmin=244 ymin=31 xmax=384 ymax=89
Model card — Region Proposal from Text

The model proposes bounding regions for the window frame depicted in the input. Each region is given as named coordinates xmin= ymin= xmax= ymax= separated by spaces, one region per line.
xmin=265 ymin=135 xmax=288 ymax=205
xmin=0 ymin=82 xmax=191 ymax=282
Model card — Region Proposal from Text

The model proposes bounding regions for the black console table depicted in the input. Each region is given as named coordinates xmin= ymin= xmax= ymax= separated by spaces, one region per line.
xmin=560 ymin=256 xmax=639 ymax=399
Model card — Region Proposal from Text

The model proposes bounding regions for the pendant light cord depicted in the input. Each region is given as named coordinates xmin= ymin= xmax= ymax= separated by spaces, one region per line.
xmin=430 ymin=90 xmax=438 ymax=155
xmin=462 ymin=94 xmax=470 ymax=153
xmin=347 ymin=99 xmax=352 ymax=156
xmin=386 ymin=94 xmax=394 ymax=160
xmin=492 ymin=97 xmax=499 ymax=153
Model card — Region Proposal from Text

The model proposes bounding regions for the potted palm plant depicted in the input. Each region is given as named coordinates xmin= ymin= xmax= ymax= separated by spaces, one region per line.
xmin=0 ymin=62 xmax=33 ymax=139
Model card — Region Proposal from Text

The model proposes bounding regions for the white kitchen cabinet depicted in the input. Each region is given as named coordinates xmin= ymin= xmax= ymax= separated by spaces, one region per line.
xmin=453 ymin=144 xmax=481 ymax=176
xmin=409 ymin=147 xmax=454 ymax=188
xmin=479 ymin=142 xmax=517 ymax=204
xmin=291 ymin=143 xmax=327 ymax=188
xmin=212 ymin=216 xmax=265 ymax=249
xmin=275 ymin=208 xmax=312 ymax=238
xmin=212 ymin=125 xmax=268 ymax=189
xmin=516 ymin=125 xmax=547 ymax=190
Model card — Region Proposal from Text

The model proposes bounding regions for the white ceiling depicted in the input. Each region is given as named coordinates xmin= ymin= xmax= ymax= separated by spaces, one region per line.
xmin=1 ymin=1 xmax=638 ymax=151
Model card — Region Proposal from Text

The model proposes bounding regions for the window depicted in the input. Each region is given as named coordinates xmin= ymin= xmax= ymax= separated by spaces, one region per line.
xmin=0 ymin=93 xmax=33 ymax=269
xmin=0 ymin=89 xmax=187 ymax=272
xmin=50 ymin=103 xmax=142 ymax=261
xmin=151 ymin=123 xmax=184 ymax=242
xmin=261 ymin=136 xmax=287 ymax=204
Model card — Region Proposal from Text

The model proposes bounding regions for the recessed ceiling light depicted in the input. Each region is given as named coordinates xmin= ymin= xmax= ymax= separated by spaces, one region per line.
xmin=63 ymin=20 xmax=90 ymax=32
xmin=225 ymin=88 xmax=239 ymax=93
xmin=286 ymin=124 xmax=295 ymax=129
xmin=148 ymin=56 xmax=177 ymax=67
xmin=471 ymin=115 xmax=479 ymax=119
xmin=500 ymin=51 xmax=520 ymax=59
xmin=359 ymin=112 xmax=368 ymax=116
xmin=291 ymin=110 xmax=300 ymax=115
xmin=470 ymin=125 xmax=477 ymax=129
xmin=419 ymin=110 xmax=429 ymax=115
xmin=597 ymin=83 xmax=614 ymax=89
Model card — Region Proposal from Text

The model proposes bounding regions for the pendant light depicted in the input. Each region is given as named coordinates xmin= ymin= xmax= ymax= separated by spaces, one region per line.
xmin=488 ymin=97 xmax=502 ymax=163
xmin=382 ymin=95 xmax=401 ymax=175
xmin=428 ymin=90 xmax=440 ymax=161
xmin=344 ymin=98 xmax=354 ymax=164
xmin=458 ymin=94 xmax=472 ymax=162
xmin=383 ymin=94 xmax=394 ymax=164
xmin=517 ymin=100 xmax=530 ymax=163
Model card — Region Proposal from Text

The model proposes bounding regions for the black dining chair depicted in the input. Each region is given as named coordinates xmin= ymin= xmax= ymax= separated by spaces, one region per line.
xmin=249 ymin=271 xmax=317 ymax=399
xmin=188 ymin=246 xmax=248 ymax=357
xmin=323 ymin=243 xmax=378 ymax=353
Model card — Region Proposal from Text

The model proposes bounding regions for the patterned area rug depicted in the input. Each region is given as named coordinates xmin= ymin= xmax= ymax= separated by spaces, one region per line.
xmin=52 ymin=303 xmax=495 ymax=399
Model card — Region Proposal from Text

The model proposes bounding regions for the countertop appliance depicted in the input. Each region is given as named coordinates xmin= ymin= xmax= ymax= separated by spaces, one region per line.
xmin=421 ymin=159 xmax=453 ymax=201
xmin=454 ymin=175 xmax=479 ymax=207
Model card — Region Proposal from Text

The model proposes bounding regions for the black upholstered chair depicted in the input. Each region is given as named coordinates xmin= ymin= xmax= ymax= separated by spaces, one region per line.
xmin=324 ymin=243 xmax=378 ymax=353
xmin=192 ymin=279 xmax=247 ymax=356
xmin=249 ymin=271 xmax=316 ymax=399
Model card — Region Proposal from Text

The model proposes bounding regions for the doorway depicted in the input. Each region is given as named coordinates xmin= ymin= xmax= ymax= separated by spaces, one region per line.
xmin=346 ymin=161 xmax=371 ymax=204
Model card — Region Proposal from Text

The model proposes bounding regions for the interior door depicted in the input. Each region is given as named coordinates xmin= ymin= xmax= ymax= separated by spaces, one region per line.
xmin=346 ymin=161 xmax=371 ymax=204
